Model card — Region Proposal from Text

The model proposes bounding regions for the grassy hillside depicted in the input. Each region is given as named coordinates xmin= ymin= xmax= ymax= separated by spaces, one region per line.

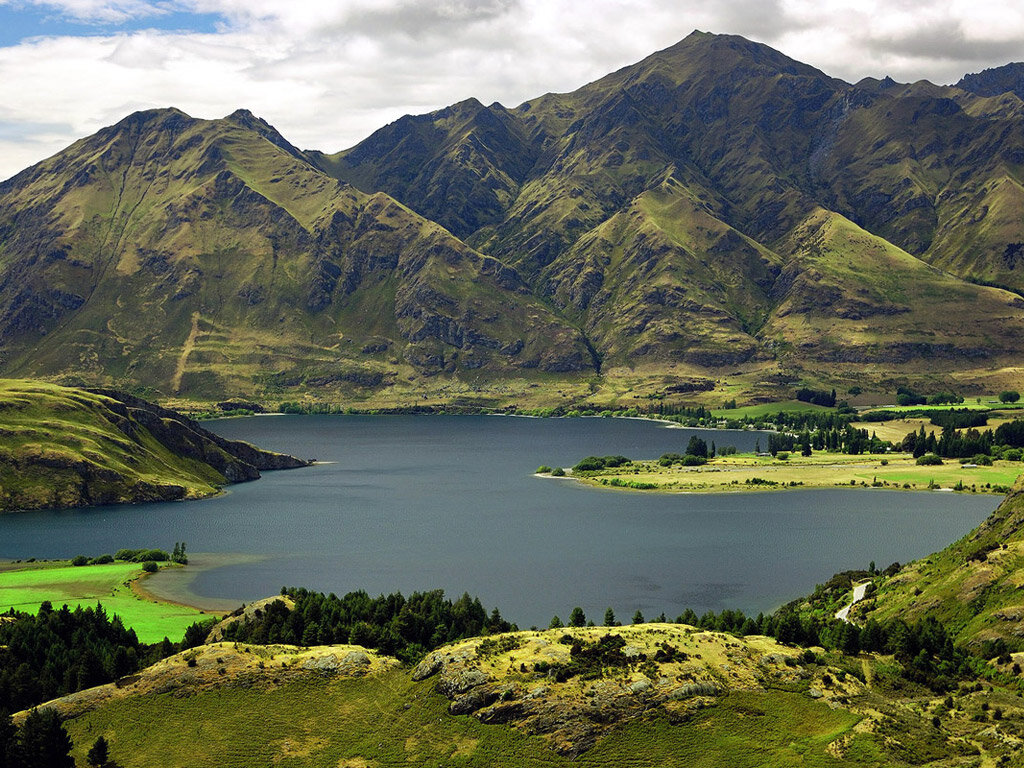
xmin=850 ymin=476 xmax=1024 ymax=650
xmin=39 ymin=621 xmax=1024 ymax=767
xmin=0 ymin=379 xmax=306 ymax=512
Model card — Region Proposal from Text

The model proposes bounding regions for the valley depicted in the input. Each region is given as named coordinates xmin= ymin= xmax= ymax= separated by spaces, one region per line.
xmin=4 ymin=25 xmax=1024 ymax=768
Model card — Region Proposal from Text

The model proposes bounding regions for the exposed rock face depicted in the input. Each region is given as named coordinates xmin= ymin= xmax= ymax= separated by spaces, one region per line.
xmin=410 ymin=624 xmax=843 ymax=757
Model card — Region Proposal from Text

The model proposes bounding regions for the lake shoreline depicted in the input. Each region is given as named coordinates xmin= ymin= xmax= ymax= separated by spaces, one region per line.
xmin=133 ymin=553 xmax=263 ymax=612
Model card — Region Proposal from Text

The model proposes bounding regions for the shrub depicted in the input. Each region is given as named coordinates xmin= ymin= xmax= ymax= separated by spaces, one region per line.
xmin=681 ymin=454 xmax=707 ymax=466
xmin=573 ymin=455 xmax=630 ymax=472
xmin=71 ymin=555 xmax=89 ymax=567
xmin=551 ymin=467 xmax=565 ymax=477
xmin=916 ymin=454 xmax=943 ymax=466
xmin=89 ymin=554 xmax=114 ymax=564
xmin=536 ymin=465 xmax=552 ymax=474
xmin=142 ymin=561 xmax=159 ymax=573
xmin=776 ymin=452 xmax=789 ymax=461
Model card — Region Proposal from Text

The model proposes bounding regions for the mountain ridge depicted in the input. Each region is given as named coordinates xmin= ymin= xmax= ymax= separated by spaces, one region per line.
xmin=2 ymin=32 xmax=1024 ymax=404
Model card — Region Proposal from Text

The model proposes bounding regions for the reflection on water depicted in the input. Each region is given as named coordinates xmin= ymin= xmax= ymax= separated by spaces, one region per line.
xmin=0 ymin=415 xmax=996 ymax=627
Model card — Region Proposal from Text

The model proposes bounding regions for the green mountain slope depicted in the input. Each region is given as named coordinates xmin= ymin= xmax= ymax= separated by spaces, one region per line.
xmin=322 ymin=31 xmax=1024 ymax=388
xmin=4 ymin=33 xmax=1024 ymax=402
xmin=0 ymin=108 xmax=593 ymax=400
xmin=0 ymin=379 xmax=307 ymax=512
xmin=850 ymin=476 xmax=1024 ymax=650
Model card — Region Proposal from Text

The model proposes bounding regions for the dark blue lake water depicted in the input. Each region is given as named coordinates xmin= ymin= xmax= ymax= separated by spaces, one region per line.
xmin=0 ymin=415 xmax=996 ymax=627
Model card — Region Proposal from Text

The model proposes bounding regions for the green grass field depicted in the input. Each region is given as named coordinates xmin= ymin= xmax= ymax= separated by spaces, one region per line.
xmin=710 ymin=401 xmax=831 ymax=418
xmin=64 ymin=671 xmax=869 ymax=768
xmin=573 ymin=451 xmax=1023 ymax=494
xmin=0 ymin=561 xmax=210 ymax=643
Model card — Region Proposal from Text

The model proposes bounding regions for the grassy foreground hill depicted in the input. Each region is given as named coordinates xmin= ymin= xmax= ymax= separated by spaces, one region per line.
xmin=0 ymin=379 xmax=308 ymax=512
xmin=20 ymin=622 xmax=1023 ymax=767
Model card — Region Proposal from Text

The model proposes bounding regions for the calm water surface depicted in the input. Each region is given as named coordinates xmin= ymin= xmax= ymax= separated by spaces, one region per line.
xmin=0 ymin=415 xmax=996 ymax=627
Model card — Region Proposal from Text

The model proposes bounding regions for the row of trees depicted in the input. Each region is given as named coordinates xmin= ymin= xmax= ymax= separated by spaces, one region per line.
xmin=220 ymin=588 xmax=514 ymax=663
xmin=899 ymin=420 xmax=1024 ymax=459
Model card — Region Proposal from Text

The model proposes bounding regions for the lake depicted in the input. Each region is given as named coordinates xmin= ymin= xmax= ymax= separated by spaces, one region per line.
xmin=0 ymin=415 xmax=997 ymax=628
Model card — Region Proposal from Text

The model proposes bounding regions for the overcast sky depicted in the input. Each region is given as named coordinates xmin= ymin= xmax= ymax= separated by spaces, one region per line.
xmin=0 ymin=0 xmax=1022 ymax=181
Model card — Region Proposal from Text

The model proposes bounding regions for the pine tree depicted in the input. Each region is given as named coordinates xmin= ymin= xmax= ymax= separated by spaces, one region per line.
xmin=633 ymin=610 xmax=645 ymax=624
xmin=603 ymin=607 xmax=616 ymax=626
xmin=86 ymin=735 xmax=109 ymax=767
xmin=0 ymin=709 xmax=20 ymax=768
xmin=568 ymin=607 xmax=586 ymax=627
xmin=19 ymin=708 xmax=74 ymax=768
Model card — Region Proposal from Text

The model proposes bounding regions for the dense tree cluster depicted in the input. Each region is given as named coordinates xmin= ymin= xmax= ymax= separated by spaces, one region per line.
xmin=0 ymin=602 xmax=147 ymax=712
xmin=572 ymin=455 xmax=631 ymax=472
xmin=220 ymin=588 xmax=514 ymax=663
xmin=795 ymin=388 xmax=836 ymax=407
xmin=0 ymin=708 xmax=75 ymax=768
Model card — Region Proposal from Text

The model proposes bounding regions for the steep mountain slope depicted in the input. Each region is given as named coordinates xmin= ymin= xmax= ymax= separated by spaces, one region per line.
xmin=0 ymin=379 xmax=308 ymax=512
xmin=0 ymin=109 xmax=593 ymax=399
xmin=323 ymin=31 xmax=1024 ymax=382
xmin=4 ymin=33 xmax=1024 ymax=403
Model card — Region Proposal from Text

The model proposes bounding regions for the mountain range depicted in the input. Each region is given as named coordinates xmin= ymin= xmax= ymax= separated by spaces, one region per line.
xmin=2 ymin=31 xmax=1024 ymax=405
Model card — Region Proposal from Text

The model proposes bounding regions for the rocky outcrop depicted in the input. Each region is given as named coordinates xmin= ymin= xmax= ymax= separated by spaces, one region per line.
xmin=87 ymin=389 xmax=311 ymax=474
xmin=410 ymin=624 xmax=838 ymax=757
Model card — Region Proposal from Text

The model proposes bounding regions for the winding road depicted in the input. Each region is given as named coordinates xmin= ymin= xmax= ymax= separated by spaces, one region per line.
xmin=835 ymin=582 xmax=869 ymax=623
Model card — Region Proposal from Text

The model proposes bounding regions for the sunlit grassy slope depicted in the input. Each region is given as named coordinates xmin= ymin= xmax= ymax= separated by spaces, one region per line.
xmin=0 ymin=379 xmax=228 ymax=511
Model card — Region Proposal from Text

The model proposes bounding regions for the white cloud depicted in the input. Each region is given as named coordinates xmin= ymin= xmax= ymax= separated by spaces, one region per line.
xmin=0 ymin=0 xmax=1022 ymax=180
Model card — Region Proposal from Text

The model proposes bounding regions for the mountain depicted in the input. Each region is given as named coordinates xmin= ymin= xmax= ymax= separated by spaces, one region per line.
xmin=0 ymin=379 xmax=308 ymax=512
xmin=3 ymin=32 xmax=1024 ymax=403
xmin=958 ymin=62 xmax=1024 ymax=100
xmin=0 ymin=108 xmax=592 ymax=401
xmin=322 ymin=32 xmax=1024 ymax=385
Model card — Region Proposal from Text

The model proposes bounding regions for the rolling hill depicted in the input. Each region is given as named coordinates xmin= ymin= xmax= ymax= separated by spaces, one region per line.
xmin=0 ymin=379 xmax=308 ymax=512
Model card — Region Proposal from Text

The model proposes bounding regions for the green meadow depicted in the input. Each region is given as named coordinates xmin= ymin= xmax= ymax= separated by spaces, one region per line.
xmin=0 ymin=561 xmax=210 ymax=643
xmin=65 ymin=671 xmax=867 ymax=768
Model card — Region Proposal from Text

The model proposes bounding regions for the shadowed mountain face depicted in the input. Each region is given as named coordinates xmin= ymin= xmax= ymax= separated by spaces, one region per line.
xmin=3 ymin=31 xmax=1024 ymax=400
xmin=314 ymin=32 xmax=1024 ymax=377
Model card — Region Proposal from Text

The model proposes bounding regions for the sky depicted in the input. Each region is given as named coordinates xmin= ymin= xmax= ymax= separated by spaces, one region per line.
xmin=0 ymin=0 xmax=1022 ymax=181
